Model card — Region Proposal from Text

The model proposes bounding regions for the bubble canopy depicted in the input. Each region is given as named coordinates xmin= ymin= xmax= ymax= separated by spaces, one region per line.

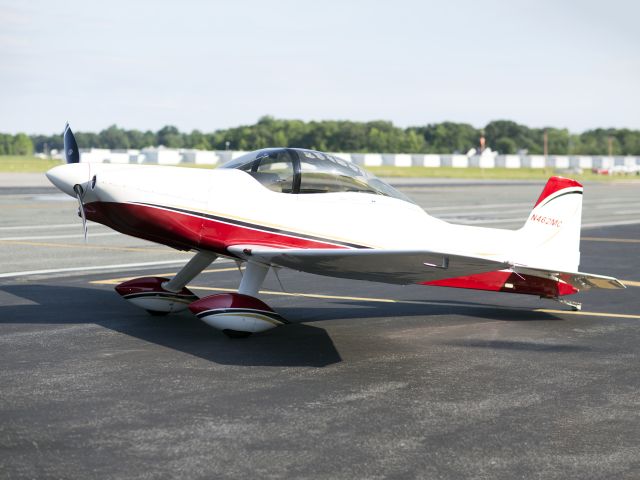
xmin=219 ymin=148 xmax=414 ymax=203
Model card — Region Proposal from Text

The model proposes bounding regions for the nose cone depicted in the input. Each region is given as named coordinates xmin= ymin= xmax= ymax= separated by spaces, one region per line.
xmin=46 ymin=163 xmax=90 ymax=196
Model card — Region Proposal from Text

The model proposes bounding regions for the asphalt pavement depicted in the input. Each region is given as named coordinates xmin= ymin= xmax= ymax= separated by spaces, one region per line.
xmin=1 ymin=176 xmax=639 ymax=479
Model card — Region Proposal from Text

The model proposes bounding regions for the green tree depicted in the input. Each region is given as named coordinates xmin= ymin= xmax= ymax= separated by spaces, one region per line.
xmin=157 ymin=125 xmax=183 ymax=148
xmin=0 ymin=133 xmax=15 ymax=154
xmin=11 ymin=118 xmax=640 ymax=155
xmin=187 ymin=129 xmax=211 ymax=150
xmin=414 ymin=122 xmax=479 ymax=153
xmin=31 ymin=134 xmax=61 ymax=153
xmin=546 ymin=128 xmax=570 ymax=154
xmin=141 ymin=131 xmax=157 ymax=149
xmin=484 ymin=120 xmax=539 ymax=153
xmin=75 ymin=132 xmax=100 ymax=149
xmin=125 ymin=129 xmax=146 ymax=149
xmin=13 ymin=133 xmax=33 ymax=155
xmin=99 ymin=125 xmax=130 ymax=150
xmin=618 ymin=129 xmax=640 ymax=155
xmin=495 ymin=137 xmax=517 ymax=154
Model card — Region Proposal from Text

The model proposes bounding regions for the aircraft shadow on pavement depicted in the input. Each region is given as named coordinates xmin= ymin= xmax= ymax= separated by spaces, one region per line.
xmin=0 ymin=284 xmax=341 ymax=368
xmin=1 ymin=284 xmax=567 ymax=367
xmin=287 ymin=298 xmax=564 ymax=323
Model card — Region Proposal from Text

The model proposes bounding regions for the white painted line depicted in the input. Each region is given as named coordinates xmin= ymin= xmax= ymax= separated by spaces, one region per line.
xmin=593 ymin=204 xmax=640 ymax=210
xmin=0 ymin=260 xmax=190 ymax=279
xmin=450 ymin=218 xmax=524 ymax=225
xmin=436 ymin=216 xmax=640 ymax=228
xmin=437 ymin=208 xmax=531 ymax=218
xmin=0 ymin=232 xmax=119 ymax=241
xmin=0 ymin=223 xmax=107 ymax=231
xmin=582 ymin=219 xmax=640 ymax=229
xmin=427 ymin=202 xmax=532 ymax=212
xmin=612 ymin=210 xmax=640 ymax=215
xmin=426 ymin=198 xmax=634 ymax=213
xmin=435 ymin=205 xmax=638 ymax=220
xmin=0 ymin=258 xmax=234 ymax=279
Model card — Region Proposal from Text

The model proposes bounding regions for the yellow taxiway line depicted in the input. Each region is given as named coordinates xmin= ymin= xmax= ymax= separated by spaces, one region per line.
xmin=176 ymin=285 xmax=640 ymax=320
xmin=535 ymin=309 xmax=640 ymax=319
xmin=91 ymin=268 xmax=640 ymax=320
xmin=582 ymin=237 xmax=640 ymax=244
xmin=90 ymin=267 xmax=240 ymax=285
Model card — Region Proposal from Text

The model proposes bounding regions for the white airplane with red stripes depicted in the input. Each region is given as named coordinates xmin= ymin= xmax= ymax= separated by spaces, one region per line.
xmin=46 ymin=125 xmax=625 ymax=338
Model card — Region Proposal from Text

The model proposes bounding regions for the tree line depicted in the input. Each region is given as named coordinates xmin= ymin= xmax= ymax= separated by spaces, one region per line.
xmin=3 ymin=117 xmax=640 ymax=156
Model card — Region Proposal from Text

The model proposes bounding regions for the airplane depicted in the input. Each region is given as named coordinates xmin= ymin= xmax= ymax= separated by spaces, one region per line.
xmin=45 ymin=124 xmax=625 ymax=338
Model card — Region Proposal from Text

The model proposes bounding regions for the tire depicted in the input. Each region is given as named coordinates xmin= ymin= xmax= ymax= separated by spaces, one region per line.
xmin=222 ymin=329 xmax=253 ymax=339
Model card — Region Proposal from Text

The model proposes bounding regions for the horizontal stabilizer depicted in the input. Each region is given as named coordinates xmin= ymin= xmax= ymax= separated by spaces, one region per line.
xmin=514 ymin=266 xmax=626 ymax=291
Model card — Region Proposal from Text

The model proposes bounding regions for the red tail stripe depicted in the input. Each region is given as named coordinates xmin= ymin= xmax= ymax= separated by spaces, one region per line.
xmin=534 ymin=177 xmax=583 ymax=208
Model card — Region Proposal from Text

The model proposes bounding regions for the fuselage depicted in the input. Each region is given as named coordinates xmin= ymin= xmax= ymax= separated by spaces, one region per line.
xmin=47 ymin=162 xmax=520 ymax=261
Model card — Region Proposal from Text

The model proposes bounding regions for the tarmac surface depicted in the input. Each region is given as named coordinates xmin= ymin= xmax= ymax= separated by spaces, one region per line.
xmin=1 ymin=175 xmax=639 ymax=479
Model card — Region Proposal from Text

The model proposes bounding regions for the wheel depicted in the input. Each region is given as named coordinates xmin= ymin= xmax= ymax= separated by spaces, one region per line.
xmin=190 ymin=293 xmax=286 ymax=335
xmin=147 ymin=309 xmax=170 ymax=316
xmin=222 ymin=329 xmax=253 ymax=339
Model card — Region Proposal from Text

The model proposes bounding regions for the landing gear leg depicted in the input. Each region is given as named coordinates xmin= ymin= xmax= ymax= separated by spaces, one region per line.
xmin=115 ymin=251 xmax=217 ymax=314
xmin=224 ymin=261 xmax=270 ymax=338
xmin=552 ymin=297 xmax=582 ymax=311
xmin=163 ymin=251 xmax=218 ymax=293
xmin=238 ymin=261 xmax=270 ymax=297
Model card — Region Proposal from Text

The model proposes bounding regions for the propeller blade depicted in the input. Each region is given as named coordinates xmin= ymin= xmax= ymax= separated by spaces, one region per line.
xmin=64 ymin=123 xmax=80 ymax=164
xmin=73 ymin=184 xmax=88 ymax=242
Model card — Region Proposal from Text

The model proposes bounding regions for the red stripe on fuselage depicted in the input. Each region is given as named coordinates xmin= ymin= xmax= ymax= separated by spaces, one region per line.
xmin=422 ymin=270 xmax=577 ymax=297
xmin=84 ymin=201 xmax=348 ymax=254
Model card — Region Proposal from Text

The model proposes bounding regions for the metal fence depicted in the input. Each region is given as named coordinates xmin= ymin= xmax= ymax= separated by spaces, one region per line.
xmin=78 ymin=148 xmax=640 ymax=172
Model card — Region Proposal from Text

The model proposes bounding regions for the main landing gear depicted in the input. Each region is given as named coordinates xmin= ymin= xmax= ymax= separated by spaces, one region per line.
xmin=114 ymin=251 xmax=286 ymax=338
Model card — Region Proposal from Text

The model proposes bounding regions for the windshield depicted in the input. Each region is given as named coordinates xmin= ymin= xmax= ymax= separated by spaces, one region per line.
xmin=221 ymin=149 xmax=296 ymax=193
xmin=219 ymin=148 xmax=414 ymax=203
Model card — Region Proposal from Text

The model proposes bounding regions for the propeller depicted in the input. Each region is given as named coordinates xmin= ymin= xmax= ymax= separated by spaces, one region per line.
xmin=64 ymin=123 xmax=88 ymax=241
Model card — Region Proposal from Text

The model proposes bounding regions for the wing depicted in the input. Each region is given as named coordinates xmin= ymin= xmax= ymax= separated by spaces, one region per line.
xmin=228 ymin=245 xmax=510 ymax=285
xmin=514 ymin=266 xmax=626 ymax=291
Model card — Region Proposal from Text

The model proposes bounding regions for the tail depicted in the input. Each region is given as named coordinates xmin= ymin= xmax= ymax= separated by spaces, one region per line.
xmin=516 ymin=177 xmax=583 ymax=272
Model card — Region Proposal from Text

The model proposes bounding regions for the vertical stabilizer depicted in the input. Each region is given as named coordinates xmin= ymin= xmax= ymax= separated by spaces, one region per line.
xmin=516 ymin=177 xmax=583 ymax=271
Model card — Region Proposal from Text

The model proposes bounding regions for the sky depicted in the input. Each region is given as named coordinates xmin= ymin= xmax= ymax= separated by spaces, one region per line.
xmin=1 ymin=0 xmax=639 ymax=135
